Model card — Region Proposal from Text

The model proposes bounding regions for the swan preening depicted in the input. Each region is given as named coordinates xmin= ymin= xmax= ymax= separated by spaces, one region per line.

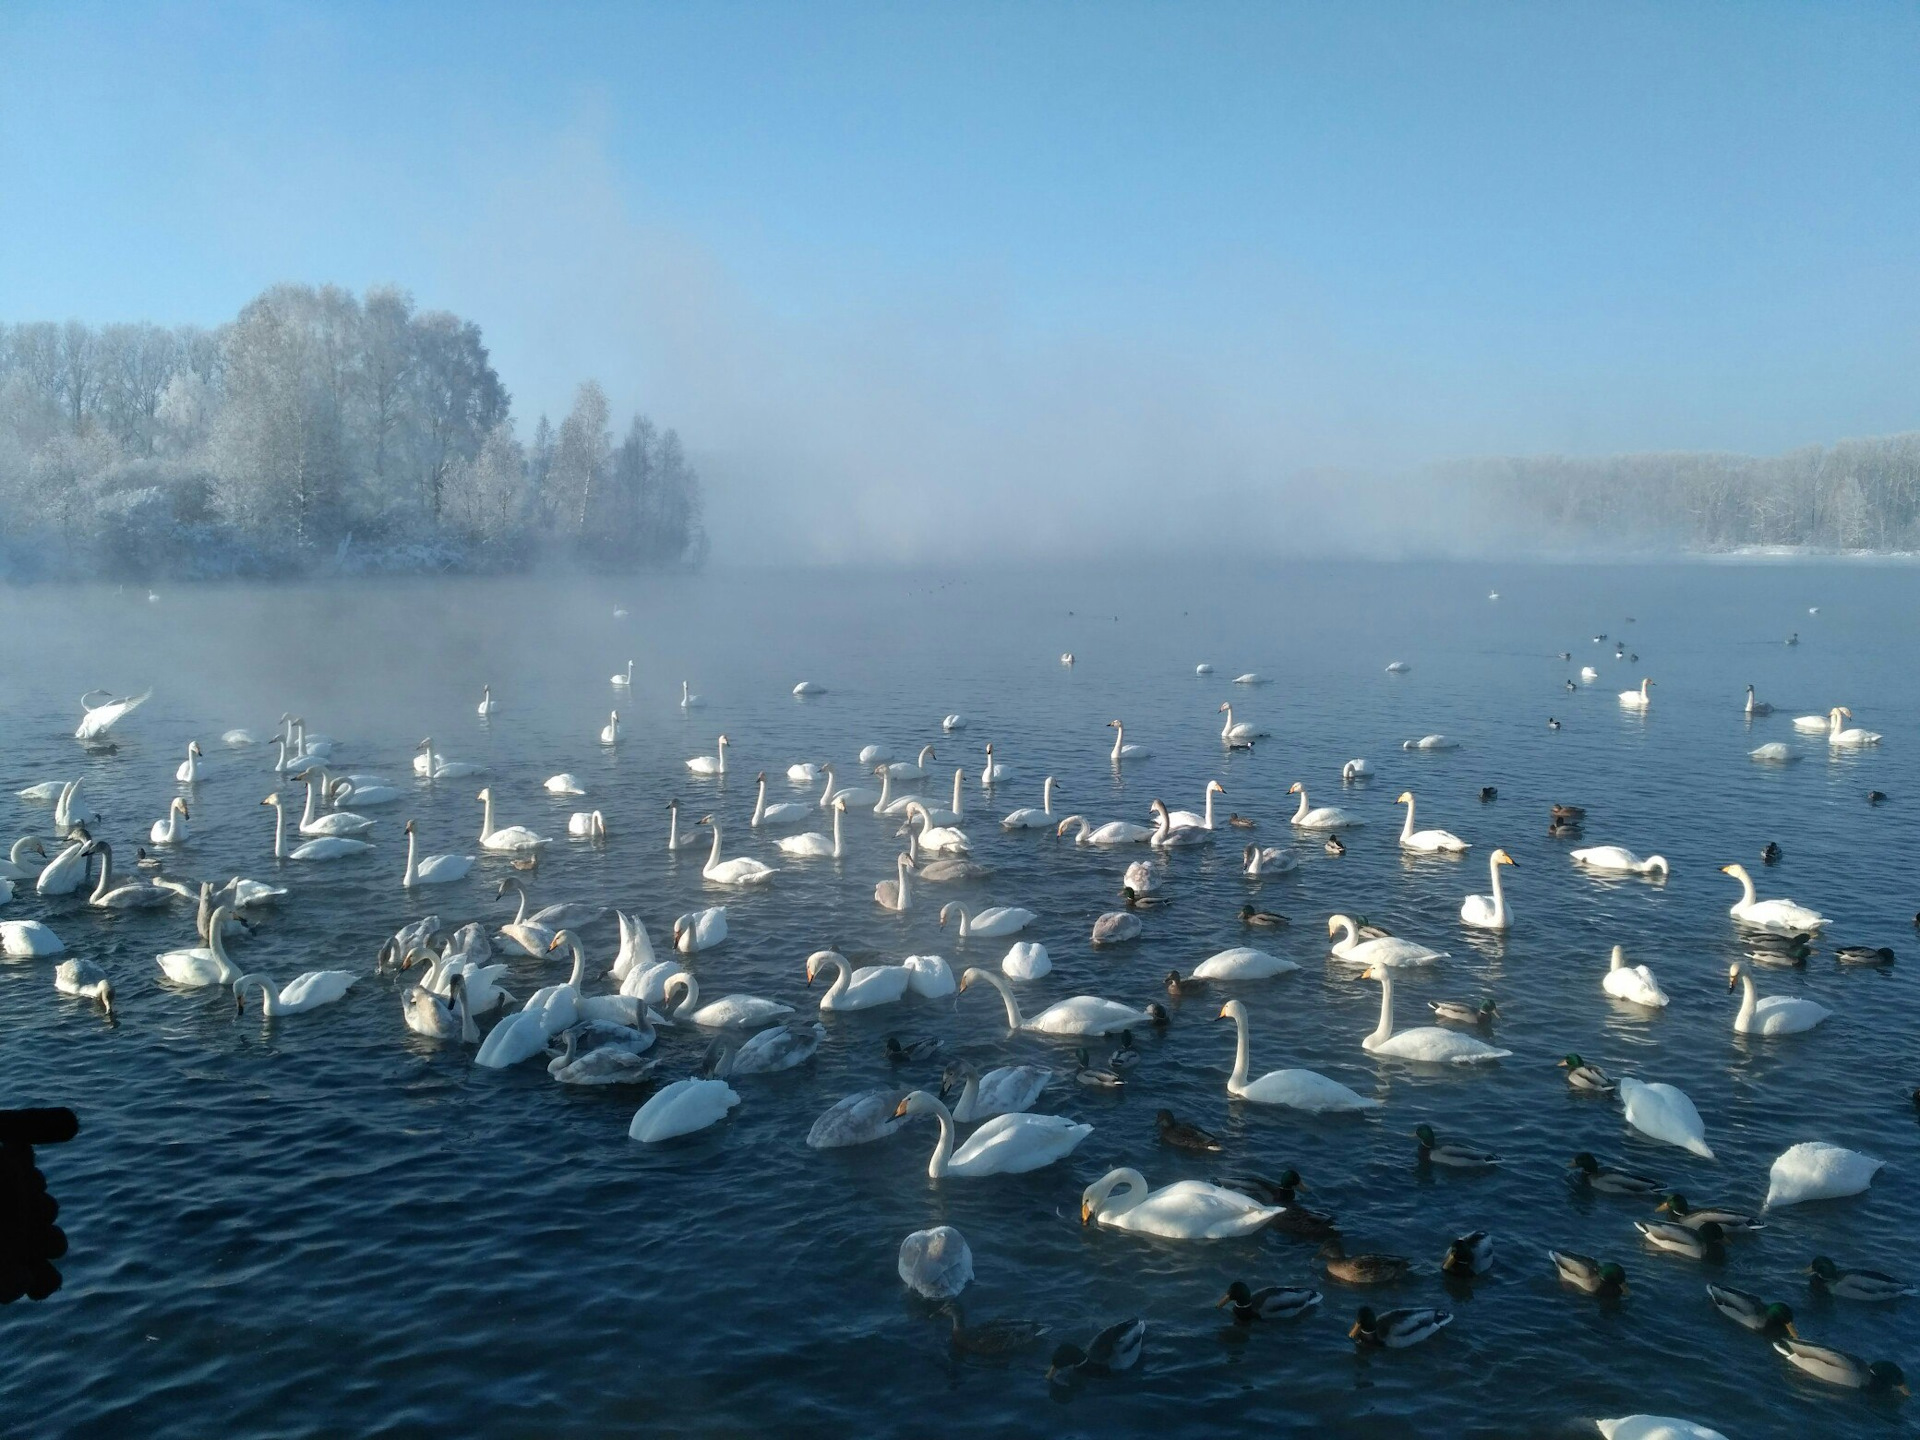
xmin=1618 ymin=1076 xmax=1713 ymax=1158
xmin=1603 ymin=945 xmax=1668 ymax=1008
xmin=1080 ymin=1167 xmax=1281 ymax=1239
xmin=1823 ymin=706 xmax=1881 ymax=747
xmin=75 ymin=688 xmax=150 ymax=739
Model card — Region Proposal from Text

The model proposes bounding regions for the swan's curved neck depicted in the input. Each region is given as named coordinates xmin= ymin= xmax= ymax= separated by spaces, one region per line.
xmin=951 ymin=770 xmax=963 ymax=817
xmin=715 ymin=737 xmax=727 ymax=774
xmin=819 ymin=954 xmax=850 ymax=1006
xmin=89 ymin=844 xmax=114 ymax=900
xmin=505 ymin=882 xmax=527 ymax=924
xmin=670 ymin=974 xmax=699 ymax=1017
xmin=1220 ymin=704 xmax=1234 ymax=738
xmin=456 ymin=982 xmax=477 ymax=1042
xmin=1227 ymin=1010 xmax=1252 ymax=1092
xmin=1042 ymin=776 xmax=1055 ymax=816
xmin=819 ymin=769 xmax=836 ymax=808
xmin=1488 ymin=855 xmax=1508 ymax=923
xmin=1608 ymin=946 xmax=1625 ymax=972
xmin=563 ymin=938 xmax=587 ymax=991
xmin=238 ymin=975 xmax=278 ymax=1015
xmin=1292 ymin=788 xmax=1311 ymax=823
xmin=209 ymin=915 xmax=232 ymax=971
xmin=1734 ymin=971 xmax=1757 ymax=1028
xmin=874 ymin=769 xmax=892 ymax=812
xmin=922 ymin=1096 xmax=956 ymax=1178
xmin=1110 ymin=725 xmax=1124 ymax=761
xmin=1331 ymin=915 xmax=1357 ymax=949
xmin=404 ymin=826 xmax=419 ymax=885
xmin=1736 ymin=869 xmax=1757 ymax=906
xmin=1368 ymin=971 xmax=1397 ymax=1046
xmin=705 ymin=824 xmax=724 ymax=871
xmin=1203 ymin=786 xmax=1217 ymax=828
xmin=952 ymin=1071 xmax=980 ymax=1118
xmin=1092 ymin=1169 xmax=1145 ymax=1218
xmin=752 ymin=778 xmax=767 ymax=825
xmin=269 ymin=801 xmax=286 ymax=859
xmin=667 ymin=806 xmax=681 ymax=850
xmin=479 ymin=791 xmax=497 ymax=841
xmin=421 ymin=739 xmax=438 ymax=772
xmin=299 ymin=775 xmax=321 ymax=829
xmin=1400 ymin=798 xmax=1416 ymax=842
xmin=896 ymin=855 xmax=912 ymax=908
xmin=974 ymin=967 xmax=1020 ymax=1026
xmin=830 ymin=804 xmax=844 ymax=858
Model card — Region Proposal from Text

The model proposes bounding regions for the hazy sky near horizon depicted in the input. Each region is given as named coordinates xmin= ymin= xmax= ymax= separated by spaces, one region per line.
xmin=3 ymin=2 xmax=1919 ymax=558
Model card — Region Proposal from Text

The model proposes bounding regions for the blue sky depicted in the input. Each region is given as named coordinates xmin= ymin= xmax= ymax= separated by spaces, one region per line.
xmin=3 ymin=2 xmax=1917 ymax=554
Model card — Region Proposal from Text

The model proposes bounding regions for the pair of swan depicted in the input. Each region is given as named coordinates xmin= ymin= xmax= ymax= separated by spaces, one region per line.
xmin=1361 ymin=964 xmax=1510 ymax=1062
xmin=263 ymin=793 xmax=373 ymax=861
xmin=1289 ymin=784 xmax=1361 ymax=830
xmin=1218 ymin=704 xmax=1267 ymax=744
xmin=402 ymin=820 xmax=474 ymax=886
xmin=1460 ymin=849 xmax=1517 ymax=929
xmin=1000 ymin=777 xmax=1058 ymax=829
xmin=1217 ymin=999 xmax=1378 ymax=1111
xmin=1820 ymin=706 xmax=1881 ymax=746
xmin=940 ymin=901 xmax=1035 ymax=939
xmin=1327 ymin=915 xmax=1447 ymax=966
xmin=686 ymin=735 xmax=729 ymax=776
xmin=156 ymin=904 xmax=242 ymax=985
xmin=1107 ymin=720 xmax=1149 ymax=762
xmin=1721 ymin=863 xmax=1825 ymax=931
xmin=1619 ymin=678 xmax=1654 ymax=710
xmin=957 ymin=966 xmax=1158 ymax=1035
xmin=293 ymin=772 xmax=375 ymax=836
xmin=1728 ymin=962 xmax=1831 ymax=1034
xmin=149 ymin=798 xmax=191 ymax=846
xmin=1572 ymin=846 xmax=1668 ymax=877
xmin=893 ymin=1090 xmax=1091 ymax=1177
xmin=1396 ymin=792 xmax=1467 ymax=852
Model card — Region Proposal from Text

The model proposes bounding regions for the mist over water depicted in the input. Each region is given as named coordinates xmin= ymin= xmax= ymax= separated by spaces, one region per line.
xmin=3 ymin=560 xmax=1917 ymax=1437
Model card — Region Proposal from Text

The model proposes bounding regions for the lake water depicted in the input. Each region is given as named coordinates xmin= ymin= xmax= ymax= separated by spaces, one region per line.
xmin=2 ymin=562 xmax=1916 ymax=1438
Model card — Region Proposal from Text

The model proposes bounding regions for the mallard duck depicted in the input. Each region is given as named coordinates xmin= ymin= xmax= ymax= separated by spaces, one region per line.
xmin=1430 ymin=998 xmax=1497 ymax=1027
xmin=1442 ymin=1230 xmax=1494 ymax=1277
xmin=1548 ymin=818 xmax=1583 ymax=838
xmin=1550 ymin=1250 xmax=1629 ymax=1296
xmin=1319 ymin=1237 xmax=1410 ymax=1285
xmin=1634 ymin=1219 xmax=1725 ymax=1259
xmin=1559 ymin=1054 xmax=1616 ymax=1093
xmin=1808 ymin=1256 xmax=1914 ymax=1301
xmin=1551 ymin=803 xmax=1587 ymax=822
xmin=1325 ymin=835 xmax=1346 ymax=856
xmin=1761 ymin=841 xmax=1782 ymax=866
xmin=1213 ymin=1171 xmax=1303 ymax=1206
xmin=1835 ymin=945 xmax=1895 ymax=966
xmin=1156 ymin=1109 xmax=1222 ymax=1153
xmin=1239 ymin=905 xmax=1290 ymax=928
xmin=1772 ymin=1339 xmax=1908 ymax=1393
xmin=1350 ymin=1306 xmax=1451 ymax=1348
xmin=885 ymin=1035 xmax=941 ymax=1064
xmin=1227 ymin=813 xmax=1257 ymax=829
xmin=1216 ymin=1281 xmax=1321 ymax=1322
xmin=1707 ymin=1283 xmax=1797 ymax=1337
xmin=946 ymin=1309 xmax=1051 ymax=1358
xmin=1570 ymin=1151 xmax=1663 ymax=1194
xmin=1165 ymin=969 xmax=1208 ymax=997
xmin=1110 ymin=1032 xmax=1142 ymax=1068
xmin=1047 ymin=1318 xmax=1145 ymax=1380
xmin=1479 ymin=786 xmax=1498 ymax=803
xmin=1414 ymin=1124 xmax=1499 ymax=1168
xmin=1867 ymin=790 xmax=1888 ymax=805
xmin=1074 ymin=1048 xmax=1125 ymax=1090
xmin=1122 ymin=885 xmax=1171 ymax=910
xmin=1657 ymin=1193 xmax=1763 ymax=1233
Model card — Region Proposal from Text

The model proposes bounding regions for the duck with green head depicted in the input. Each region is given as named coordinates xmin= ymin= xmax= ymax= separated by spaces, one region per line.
xmin=1707 ymin=1283 xmax=1796 ymax=1337
xmin=1551 ymin=1250 xmax=1629 ymax=1296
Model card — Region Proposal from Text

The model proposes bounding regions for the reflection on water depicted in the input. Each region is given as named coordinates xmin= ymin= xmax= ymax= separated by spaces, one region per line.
xmin=2 ymin=562 xmax=1917 ymax=1437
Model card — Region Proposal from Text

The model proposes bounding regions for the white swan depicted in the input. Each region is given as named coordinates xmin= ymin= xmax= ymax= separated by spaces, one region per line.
xmin=1193 ymin=946 xmax=1299 ymax=980
xmin=1107 ymin=719 xmax=1150 ymax=762
xmin=234 ymin=969 xmax=356 ymax=1017
xmin=901 ymin=954 xmax=955 ymax=998
xmin=940 ymin=902 xmax=1036 ymax=940
xmin=149 ymin=797 xmax=191 ymax=846
xmin=54 ymin=780 xmax=99 ymax=836
xmin=610 ymin=660 xmax=633 ymax=687
xmin=958 ymin=965 xmax=1155 ymax=1035
xmin=894 ymin=1090 xmax=1091 ymax=1178
xmin=1791 ymin=709 xmax=1832 ymax=733
xmin=476 ymin=788 xmax=550 ymax=852
xmin=1763 ymin=1142 xmax=1882 ymax=1208
xmin=1167 ymin=780 xmax=1226 ymax=830
xmin=697 ymin=816 xmax=773 ymax=886
xmin=869 ymin=766 xmax=919 ymax=817
xmin=567 ymin=811 xmax=606 ymax=839
xmin=1242 ymin=844 xmax=1297 ymax=876
xmin=665 ymin=973 xmax=793 ymax=1029
xmin=686 ymin=735 xmax=729 ymax=776
xmin=1572 ymin=846 xmax=1669 ymax=877
xmin=1289 ymin=783 xmax=1362 ymax=830
xmin=54 ymin=958 xmax=115 ymax=1015
xmin=1342 ymin=758 xmax=1373 ymax=781
xmin=1058 ymin=814 xmax=1154 ymax=846
xmin=403 ymin=820 xmax=474 ymax=886
xmin=751 ymin=773 xmax=813 ymax=828
xmin=1080 ymin=1167 xmax=1281 ymax=1239
xmin=1603 ymin=945 xmax=1669 ymax=1007
xmin=35 ymin=837 xmax=93 ymax=897
xmin=1597 ymin=1421 xmax=1728 ymax=1440
xmin=413 ymin=738 xmax=485 ymax=779
xmin=778 ymin=796 xmax=847 ymax=857
xmin=786 ymin=761 xmax=822 ymax=783
xmin=1 ymin=920 xmax=65 ymax=957
xmin=1360 ymin=963 xmax=1510 ymax=1063
xmin=885 ymin=744 xmax=938 ymax=782
xmin=1825 ymin=706 xmax=1881 ymax=747
xmin=83 ymin=842 xmax=170 ymax=909
xmin=293 ymin=771 xmax=375 ymax=837
xmin=74 ymin=688 xmax=150 ymax=739
xmin=1727 ymin=962 xmax=1831 ymax=1035
xmin=911 ymin=770 xmax=965 ymax=826
xmin=1721 ymin=863 xmax=1825 ymax=932
xmin=476 ymin=685 xmax=497 ymax=717
xmin=1617 ymin=1076 xmax=1713 ymax=1158
xmin=1000 ymin=941 xmax=1051 ymax=979
xmin=174 ymin=741 xmax=204 ymax=783
xmin=1459 ymin=848 xmax=1518 ymax=930
xmin=1001 ymin=777 xmax=1057 ymax=829
xmin=1396 ymin=792 xmax=1468 ymax=853
xmin=792 ymin=680 xmax=826 ymax=696
xmin=671 ymin=907 xmax=728 ymax=953
xmin=599 ymin=710 xmax=620 ymax=745
xmin=943 ymin=1061 xmax=1052 ymax=1121
xmin=222 ymin=728 xmax=261 ymax=747
xmin=941 ymin=713 xmax=966 ymax=732
xmin=1217 ymin=998 xmax=1378 ymax=1110
xmin=1402 ymin=734 xmax=1458 ymax=750
xmin=264 ymin=793 xmax=372 ymax=861
xmin=1147 ymin=800 xmax=1210 ymax=849
xmin=874 ymin=853 xmax=915 ymax=912
xmin=629 ymin=1078 xmax=739 ymax=1142
xmin=1232 ymin=673 xmax=1266 ymax=685
xmin=156 ymin=905 xmax=242 ymax=985
xmin=1749 ymin=742 xmax=1797 ymax=763
xmin=665 ymin=798 xmax=703 ymax=851
xmin=1218 ymin=704 xmax=1267 ymax=744
xmin=859 ymin=743 xmax=894 ymax=767
xmin=818 ymin=764 xmax=878 ymax=810
xmin=1619 ymin=678 xmax=1654 ymax=710
xmin=679 ymin=680 xmax=704 ymax=709
xmin=0 ymin=838 xmax=46 ymax=881
xmin=980 ymin=742 xmax=1010 ymax=785
xmin=901 ymin=803 xmax=971 ymax=856
xmin=327 ymin=774 xmax=400 ymax=807
xmin=806 ymin=949 xmax=912 ymax=1011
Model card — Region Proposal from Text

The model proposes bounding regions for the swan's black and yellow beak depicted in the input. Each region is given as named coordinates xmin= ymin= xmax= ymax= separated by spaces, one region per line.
xmin=1079 ymin=1201 xmax=1094 ymax=1225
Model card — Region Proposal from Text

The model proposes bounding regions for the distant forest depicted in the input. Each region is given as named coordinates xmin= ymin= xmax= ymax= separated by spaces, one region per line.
xmin=0 ymin=284 xmax=704 ymax=579
xmin=1448 ymin=432 xmax=1920 ymax=552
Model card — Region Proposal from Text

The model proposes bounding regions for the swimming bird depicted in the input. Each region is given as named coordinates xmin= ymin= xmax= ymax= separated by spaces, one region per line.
xmin=1604 ymin=945 xmax=1669 ymax=1007
xmin=806 ymin=1090 xmax=909 ymax=1148
xmin=1807 ymin=1255 xmax=1914 ymax=1301
xmin=1080 ymin=1168 xmax=1281 ymax=1239
xmin=1721 ymin=863 xmax=1825 ymax=932
xmin=1569 ymin=1152 xmax=1663 ymax=1195
xmin=1216 ymin=1281 xmax=1322 ymax=1323
xmin=1706 ymin=1284 xmax=1796 ymax=1338
xmin=1571 ymin=845 xmax=1670 ymax=877
xmin=1155 ymin=1109 xmax=1222 ymax=1153
xmin=1350 ymin=1306 xmax=1452 ymax=1348
xmin=1328 ymin=915 xmax=1446 ymax=967
xmin=1413 ymin=1123 xmax=1499 ymax=1167
xmin=1319 ymin=1237 xmax=1410 ymax=1285
xmin=1551 ymin=1251 xmax=1629 ymax=1296
xmin=1441 ymin=1231 xmax=1494 ymax=1277
xmin=1559 ymin=1054 xmax=1615 ymax=1093
xmin=628 ymin=1078 xmax=738 ymax=1142
xmin=1217 ymin=999 xmax=1380 ymax=1111
xmin=1634 ymin=1219 xmax=1727 ymax=1260
xmin=1618 ymin=1077 xmax=1713 ymax=1158
xmin=1727 ymin=962 xmax=1831 ymax=1034
xmin=1657 ymin=1194 xmax=1763 ymax=1233
xmin=893 ymin=1090 xmax=1091 ymax=1177
xmin=940 ymin=1060 xmax=1052 ymax=1121
xmin=1397 ymin=792 xmax=1469 ymax=852
xmin=1288 ymin=782 xmax=1362 ymax=830
xmin=1046 ymin=1318 xmax=1145 ymax=1381
xmin=53 ymin=958 xmax=115 ymax=1018
xmin=233 ymin=970 xmax=356 ymax=1017
xmin=1771 ymin=1339 xmax=1907 ymax=1394
xmin=1459 ymin=848 xmax=1518 ymax=930
xmin=1744 ymin=684 xmax=1773 ymax=717
xmin=1361 ymin=964 xmax=1511 ymax=1063
xmin=1106 ymin=719 xmax=1150 ymax=762
xmin=1240 ymin=905 xmax=1289 ymax=928
xmin=1429 ymin=998 xmax=1497 ymax=1027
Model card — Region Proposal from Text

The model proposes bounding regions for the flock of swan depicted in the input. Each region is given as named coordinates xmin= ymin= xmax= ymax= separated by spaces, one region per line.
xmin=3 ymin=642 xmax=1911 ymax=1431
